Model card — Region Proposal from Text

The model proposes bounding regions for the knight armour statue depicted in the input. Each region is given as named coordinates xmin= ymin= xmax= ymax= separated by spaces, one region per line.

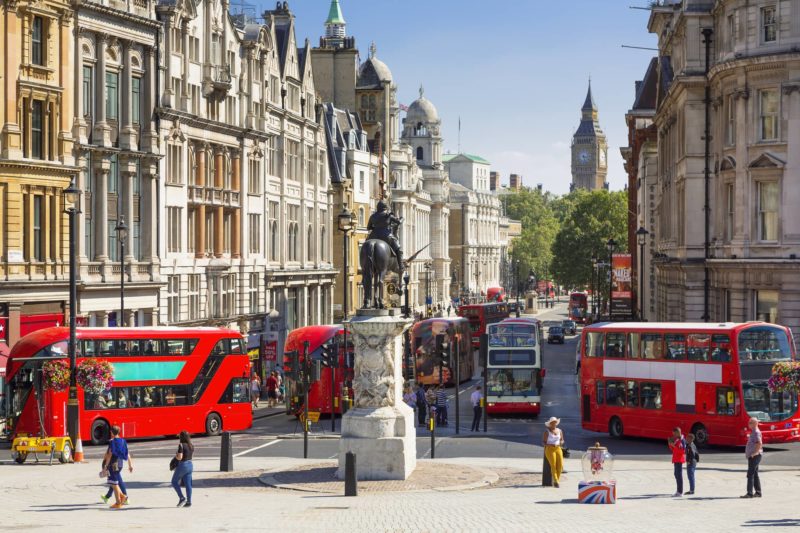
xmin=367 ymin=200 xmax=404 ymax=267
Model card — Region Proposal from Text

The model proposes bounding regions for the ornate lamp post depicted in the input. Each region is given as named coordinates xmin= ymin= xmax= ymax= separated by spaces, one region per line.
xmin=115 ymin=216 xmax=128 ymax=326
xmin=337 ymin=208 xmax=356 ymax=320
xmin=63 ymin=180 xmax=81 ymax=445
xmin=636 ymin=227 xmax=649 ymax=321
xmin=606 ymin=238 xmax=617 ymax=318
xmin=424 ymin=261 xmax=433 ymax=316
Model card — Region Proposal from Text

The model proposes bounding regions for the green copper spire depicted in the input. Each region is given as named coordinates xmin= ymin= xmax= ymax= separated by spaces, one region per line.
xmin=326 ymin=0 xmax=345 ymax=25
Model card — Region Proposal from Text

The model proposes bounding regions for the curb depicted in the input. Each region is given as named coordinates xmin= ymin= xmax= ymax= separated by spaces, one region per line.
xmin=253 ymin=410 xmax=287 ymax=421
xmin=275 ymin=434 xmax=341 ymax=440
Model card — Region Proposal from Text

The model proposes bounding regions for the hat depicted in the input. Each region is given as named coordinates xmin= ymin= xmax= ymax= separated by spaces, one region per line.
xmin=545 ymin=417 xmax=560 ymax=427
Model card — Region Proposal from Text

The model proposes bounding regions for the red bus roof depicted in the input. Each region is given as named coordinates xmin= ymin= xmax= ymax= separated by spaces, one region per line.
xmin=412 ymin=317 xmax=468 ymax=331
xmin=583 ymin=321 xmax=772 ymax=332
xmin=285 ymin=325 xmax=342 ymax=353
xmin=9 ymin=326 xmax=242 ymax=359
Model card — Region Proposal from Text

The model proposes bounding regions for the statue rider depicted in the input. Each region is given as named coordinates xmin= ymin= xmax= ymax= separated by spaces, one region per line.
xmin=367 ymin=200 xmax=404 ymax=268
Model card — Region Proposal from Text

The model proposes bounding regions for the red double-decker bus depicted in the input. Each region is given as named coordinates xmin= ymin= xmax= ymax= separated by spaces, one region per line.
xmin=284 ymin=325 xmax=352 ymax=415
xmin=486 ymin=287 xmax=506 ymax=302
xmin=580 ymin=321 xmax=800 ymax=446
xmin=457 ymin=302 xmax=510 ymax=348
xmin=5 ymin=327 xmax=253 ymax=445
xmin=569 ymin=292 xmax=588 ymax=323
xmin=412 ymin=318 xmax=474 ymax=386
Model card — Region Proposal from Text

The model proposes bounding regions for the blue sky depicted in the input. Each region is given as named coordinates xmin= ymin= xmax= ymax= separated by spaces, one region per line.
xmin=250 ymin=0 xmax=658 ymax=195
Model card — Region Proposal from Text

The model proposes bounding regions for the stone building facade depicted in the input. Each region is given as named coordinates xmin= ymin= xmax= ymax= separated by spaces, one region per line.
xmin=0 ymin=0 xmax=78 ymax=345
xmin=647 ymin=0 xmax=800 ymax=333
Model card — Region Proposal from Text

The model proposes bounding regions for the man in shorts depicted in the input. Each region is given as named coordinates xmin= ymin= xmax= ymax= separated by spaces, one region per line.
xmin=266 ymin=371 xmax=279 ymax=407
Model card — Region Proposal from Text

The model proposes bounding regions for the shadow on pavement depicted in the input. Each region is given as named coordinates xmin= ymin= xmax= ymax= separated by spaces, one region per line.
xmin=535 ymin=498 xmax=580 ymax=504
xmin=742 ymin=519 xmax=800 ymax=527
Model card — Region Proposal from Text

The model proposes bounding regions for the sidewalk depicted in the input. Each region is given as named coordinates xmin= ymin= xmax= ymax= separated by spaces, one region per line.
xmin=1 ymin=452 xmax=797 ymax=532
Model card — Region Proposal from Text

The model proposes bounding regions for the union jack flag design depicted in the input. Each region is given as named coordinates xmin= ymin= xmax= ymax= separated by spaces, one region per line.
xmin=578 ymin=481 xmax=616 ymax=504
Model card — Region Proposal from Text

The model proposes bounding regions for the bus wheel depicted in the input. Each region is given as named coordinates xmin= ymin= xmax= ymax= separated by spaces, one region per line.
xmin=205 ymin=413 xmax=222 ymax=436
xmin=13 ymin=451 xmax=28 ymax=464
xmin=609 ymin=417 xmax=624 ymax=438
xmin=59 ymin=442 xmax=73 ymax=464
xmin=90 ymin=419 xmax=110 ymax=445
xmin=691 ymin=423 xmax=709 ymax=448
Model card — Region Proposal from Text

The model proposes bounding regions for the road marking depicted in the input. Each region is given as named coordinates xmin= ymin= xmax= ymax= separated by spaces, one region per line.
xmin=233 ymin=439 xmax=280 ymax=458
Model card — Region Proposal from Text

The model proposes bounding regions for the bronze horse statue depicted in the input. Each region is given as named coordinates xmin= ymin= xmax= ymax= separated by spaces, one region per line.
xmin=359 ymin=242 xmax=428 ymax=309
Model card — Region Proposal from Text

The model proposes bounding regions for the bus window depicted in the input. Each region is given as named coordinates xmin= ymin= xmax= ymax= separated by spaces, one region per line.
xmin=641 ymin=334 xmax=663 ymax=359
xmin=626 ymin=380 xmax=640 ymax=408
xmin=585 ymin=332 xmax=604 ymax=357
xmin=711 ymin=335 xmax=731 ymax=361
xmin=606 ymin=333 xmax=625 ymax=358
xmin=219 ymin=378 xmax=251 ymax=403
xmin=641 ymin=382 xmax=662 ymax=409
xmin=716 ymin=387 xmax=737 ymax=416
xmin=82 ymin=340 xmax=97 ymax=357
xmin=628 ymin=333 xmax=641 ymax=359
xmin=687 ymin=334 xmax=710 ymax=361
xmin=738 ymin=326 xmax=792 ymax=361
xmin=98 ymin=340 xmax=115 ymax=356
xmin=665 ymin=334 xmax=686 ymax=360
xmin=595 ymin=382 xmax=605 ymax=405
xmin=606 ymin=380 xmax=625 ymax=406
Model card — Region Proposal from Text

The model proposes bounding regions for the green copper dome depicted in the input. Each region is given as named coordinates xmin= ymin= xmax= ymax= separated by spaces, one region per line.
xmin=326 ymin=0 xmax=345 ymax=25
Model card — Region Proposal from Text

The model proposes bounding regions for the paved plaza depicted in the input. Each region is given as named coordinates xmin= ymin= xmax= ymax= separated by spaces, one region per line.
xmin=2 ymin=451 xmax=798 ymax=532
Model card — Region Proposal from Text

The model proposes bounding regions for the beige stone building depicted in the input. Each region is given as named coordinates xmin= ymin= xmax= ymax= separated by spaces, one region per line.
xmin=647 ymin=0 xmax=800 ymax=332
xmin=0 ymin=0 xmax=77 ymax=345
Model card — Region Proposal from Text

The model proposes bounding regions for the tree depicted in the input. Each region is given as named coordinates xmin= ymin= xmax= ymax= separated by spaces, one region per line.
xmin=503 ymin=188 xmax=559 ymax=291
xmin=550 ymin=189 xmax=628 ymax=290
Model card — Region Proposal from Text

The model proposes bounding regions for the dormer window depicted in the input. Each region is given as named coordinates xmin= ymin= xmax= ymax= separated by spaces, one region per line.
xmin=31 ymin=16 xmax=45 ymax=66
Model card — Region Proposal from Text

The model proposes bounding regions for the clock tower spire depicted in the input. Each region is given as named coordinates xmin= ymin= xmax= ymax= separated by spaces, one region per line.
xmin=571 ymin=80 xmax=608 ymax=191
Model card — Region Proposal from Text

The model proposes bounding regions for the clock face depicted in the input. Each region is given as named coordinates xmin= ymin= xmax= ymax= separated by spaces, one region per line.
xmin=599 ymin=150 xmax=606 ymax=166
xmin=578 ymin=150 xmax=591 ymax=164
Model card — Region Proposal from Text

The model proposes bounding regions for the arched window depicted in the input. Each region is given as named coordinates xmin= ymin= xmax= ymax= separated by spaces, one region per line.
xmin=320 ymin=226 xmax=327 ymax=261
xmin=270 ymin=220 xmax=278 ymax=260
xmin=416 ymin=146 xmax=423 ymax=160
xmin=307 ymin=225 xmax=313 ymax=262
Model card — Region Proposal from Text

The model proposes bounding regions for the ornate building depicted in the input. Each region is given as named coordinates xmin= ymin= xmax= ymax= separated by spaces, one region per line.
xmin=0 ymin=0 xmax=77 ymax=345
xmin=571 ymin=82 xmax=608 ymax=191
xmin=73 ymin=0 xmax=162 ymax=328
xmin=646 ymin=0 xmax=800 ymax=334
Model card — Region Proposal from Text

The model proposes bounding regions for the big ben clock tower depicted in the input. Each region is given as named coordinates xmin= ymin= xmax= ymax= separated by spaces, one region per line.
xmin=571 ymin=81 xmax=608 ymax=191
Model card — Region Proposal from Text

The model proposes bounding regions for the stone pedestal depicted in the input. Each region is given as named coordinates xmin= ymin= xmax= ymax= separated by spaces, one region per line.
xmin=337 ymin=309 xmax=416 ymax=480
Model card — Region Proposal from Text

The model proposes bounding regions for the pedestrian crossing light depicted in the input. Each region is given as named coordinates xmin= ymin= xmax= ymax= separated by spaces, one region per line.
xmin=320 ymin=342 xmax=339 ymax=368
xmin=435 ymin=334 xmax=451 ymax=367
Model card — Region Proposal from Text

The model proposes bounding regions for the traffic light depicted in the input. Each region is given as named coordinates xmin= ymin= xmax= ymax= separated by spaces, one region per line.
xmin=284 ymin=350 xmax=299 ymax=381
xmin=320 ymin=343 xmax=339 ymax=368
xmin=435 ymin=334 xmax=451 ymax=367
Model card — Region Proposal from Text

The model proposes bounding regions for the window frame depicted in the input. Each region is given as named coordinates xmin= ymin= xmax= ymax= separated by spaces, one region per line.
xmin=757 ymin=180 xmax=779 ymax=242
xmin=761 ymin=5 xmax=777 ymax=44
xmin=31 ymin=16 xmax=45 ymax=66
xmin=758 ymin=89 xmax=779 ymax=142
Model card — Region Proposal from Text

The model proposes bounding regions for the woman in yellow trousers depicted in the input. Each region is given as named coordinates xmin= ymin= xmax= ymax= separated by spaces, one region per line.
xmin=542 ymin=417 xmax=565 ymax=487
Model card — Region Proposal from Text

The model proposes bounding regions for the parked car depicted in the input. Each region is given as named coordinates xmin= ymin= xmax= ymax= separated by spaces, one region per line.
xmin=561 ymin=320 xmax=577 ymax=336
xmin=547 ymin=326 xmax=565 ymax=344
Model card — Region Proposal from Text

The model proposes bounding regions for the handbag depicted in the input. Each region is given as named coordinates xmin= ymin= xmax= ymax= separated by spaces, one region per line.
xmin=99 ymin=467 xmax=109 ymax=478
xmin=561 ymin=446 xmax=571 ymax=458
xmin=169 ymin=457 xmax=179 ymax=471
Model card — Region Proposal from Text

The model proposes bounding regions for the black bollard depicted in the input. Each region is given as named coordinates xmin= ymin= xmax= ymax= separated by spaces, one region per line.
xmin=542 ymin=455 xmax=553 ymax=486
xmin=344 ymin=452 xmax=358 ymax=496
xmin=220 ymin=431 xmax=233 ymax=472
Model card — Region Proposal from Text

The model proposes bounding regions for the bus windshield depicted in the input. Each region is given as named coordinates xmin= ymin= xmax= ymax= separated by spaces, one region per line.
xmin=488 ymin=324 xmax=537 ymax=347
xmin=738 ymin=326 xmax=792 ymax=362
xmin=487 ymin=369 xmax=538 ymax=397
xmin=743 ymin=382 xmax=797 ymax=422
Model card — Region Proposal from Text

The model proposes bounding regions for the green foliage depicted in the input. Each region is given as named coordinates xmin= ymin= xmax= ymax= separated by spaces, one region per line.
xmin=550 ymin=189 xmax=629 ymax=289
xmin=503 ymin=188 xmax=559 ymax=284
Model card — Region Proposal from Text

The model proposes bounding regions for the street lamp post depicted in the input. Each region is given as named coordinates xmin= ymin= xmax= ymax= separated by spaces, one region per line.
xmin=337 ymin=207 xmax=356 ymax=414
xmin=606 ymin=238 xmax=617 ymax=319
xmin=514 ymin=260 xmax=520 ymax=317
xmin=590 ymin=253 xmax=597 ymax=318
xmin=636 ymin=227 xmax=649 ymax=321
xmin=115 ymin=216 xmax=128 ymax=326
xmin=425 ymin=261 xmax=433 ymax=316
xmin=63 ymin=180 xmax=81 ymax=446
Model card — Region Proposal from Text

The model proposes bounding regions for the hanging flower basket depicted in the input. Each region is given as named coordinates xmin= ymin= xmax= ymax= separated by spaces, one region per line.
xmin=75 ymin=358 xmax=114 ymax=395
xmin=767 ymin=362 xmax=800 ymax=393
xmin=41 ymin=359 xmax=71 ymax=392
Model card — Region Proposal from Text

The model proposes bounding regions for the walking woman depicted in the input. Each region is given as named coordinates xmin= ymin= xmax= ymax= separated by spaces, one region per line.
xmin=542 ymin=417 xmax=565 ymax=488
xmin=171 ymin=431 xmax=194 ymax=507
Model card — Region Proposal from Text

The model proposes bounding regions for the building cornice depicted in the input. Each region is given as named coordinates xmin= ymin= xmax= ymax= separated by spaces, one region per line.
xmin=709 ymin=52 xmax=800 ymax=80
xmin=75 ymin=0 xmax=161 ymax=30
xmin=157 ymin=108 xmax=273 ymax=141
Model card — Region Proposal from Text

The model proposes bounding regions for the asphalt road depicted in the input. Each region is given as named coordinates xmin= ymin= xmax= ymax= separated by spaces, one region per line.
xmin=36 ymin=302 xmax=800 ymax=467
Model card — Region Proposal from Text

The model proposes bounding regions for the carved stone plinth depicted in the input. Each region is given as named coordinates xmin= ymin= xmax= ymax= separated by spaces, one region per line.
xmin=337 ymin=311 xmax=416 ymax=481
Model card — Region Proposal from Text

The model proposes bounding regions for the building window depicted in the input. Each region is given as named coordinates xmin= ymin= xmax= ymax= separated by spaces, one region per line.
xmin=755 ymin=290 xmax=779 ymax=323
xmin=287 ymin=205 xmax=299 ymax=261
xmin=31 ymin=16 xmax=45 ymax=66
xmin=30 ymin=100 xmax=44 ymax=159
xmin=248 ymin=157 xmax=261 ymax=194
xmin=358 ymin=207 xmax=365 ymax=227
xmin=270 ymin=76 xmax=279 ymax=104
xmin=759 ymin=89 xmax=779 ymax=141
xmin=727 ymin=13 xmax=735 ymax=52
xmin=187 ymin=208 xmax=196 ymax=253
xmin=82 ymin=66 xmax=93 ymax=124
xmin=416 ymin=146 xmax=423 ymax=161
xmin=167 ymin=207 xmax=182 ymax=252
xmin=761 ymin=6 xmax=777 ymax=43
xmin=320 ymin=211 xmax=327 ymax=261
xmin=725 ymin=94 xmax=735 ymax=146
xmin=167 ymin=275 xmax=181 ymax=323
xmin=267 ymin=136 xmax=277 ymax=176
xmin=305 ymin=145 xmax=314 ymax=184
xmin=757 ymin=181 xmax=779 ymax=242
xmin=269 ymin=201 xmax=279 ymax=261
xmin=189 ymin=35 xmax=200 ymax=62
xmin=249 ymin=213 xmax=260 ymax=254
xmin=359 ymin=170 xmax=365 ymax=192
xmin=223 ymin=212 xmax=232 ymax=254
xmin=225 ymin=95 xmax=235 ymax=125
xmin=287 ymin=84 xmax=300 ymax=112
xmin=190 ymin=84 xmax=200 ymax=116
xmin=106 ymin=72 xmax=119 ymax=120
xmin=205 ymin=211 xmax=214 ymax=254
xmin=223 ymin=274 xmax=236 ymax=317
xmin=285 ymin=140 xmax=300 ymax=181
xmin=307 ymin=224 xmax=313 ymax=262
xmin=132 ymin=77 xmax=141 ymax=126
xmin=360 ymin=94 xmax=376 ymax=122
xmin=167 ymin=144 xmax=183 ymax=184
xmin=318 ymin=148 xmax=326 ymax=187
xmin=188 ymin=274 xmax=200 ymax=319
xmin=286 ymin=288 xmax=298 ymax=330
xmin=249 ymin=273 xmax=259 ymax=314
xmin=29 ymin=195 xmax=44 ymax=261
xmin=725 ymin=183 xmax=734 ymax=242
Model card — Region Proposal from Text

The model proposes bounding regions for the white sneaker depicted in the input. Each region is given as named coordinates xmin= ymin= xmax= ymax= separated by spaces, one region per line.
xmin=673 ymin=492 xmax=682 ymax=497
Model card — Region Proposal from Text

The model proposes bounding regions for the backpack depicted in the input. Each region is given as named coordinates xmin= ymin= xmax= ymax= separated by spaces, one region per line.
xmin=416 ymin=388 xmax=427 ymax=406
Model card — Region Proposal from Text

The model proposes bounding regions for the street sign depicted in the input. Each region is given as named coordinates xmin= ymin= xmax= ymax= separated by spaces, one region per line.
xmin=426 ymin=296 xmax=432 ymax=305
xmin=299 ymin=411 xmax=321 ymax=424
xmin=263 ymin=340 xmax=278 ymax=362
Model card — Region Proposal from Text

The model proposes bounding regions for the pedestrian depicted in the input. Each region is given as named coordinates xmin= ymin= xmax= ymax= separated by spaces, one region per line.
xmin=250 ymin=374 xmax=261 ymax=409
xmin=742 ymin=417 xmax=763 ymax=498
xmin=171 ymin=430 xmax=194 ymax=507
xmin=470 ymin=385 xmax=483 ymax=431
xmin=415 ymin=384 xmax=428 ymax=427
xmin=668 ymin=427 xmax=686 ymax=497
xmin=265 ymin=371 xmax=278 ymax=408
xmin=402 ymin=385 xmax=416 ymax=410
xmin=435 ymin=385 xmax=448 ymax=426
xmin=542 ymin=417 xmax=564 ymax=488
xmin=102 ymin=425 xmax=133 ymax=509
xmin=685 ymin=433 xmax=699 ymax=495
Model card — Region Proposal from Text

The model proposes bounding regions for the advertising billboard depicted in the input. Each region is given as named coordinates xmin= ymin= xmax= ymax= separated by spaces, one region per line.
xmin=610 ymin=254 xmax=632 ymax=319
